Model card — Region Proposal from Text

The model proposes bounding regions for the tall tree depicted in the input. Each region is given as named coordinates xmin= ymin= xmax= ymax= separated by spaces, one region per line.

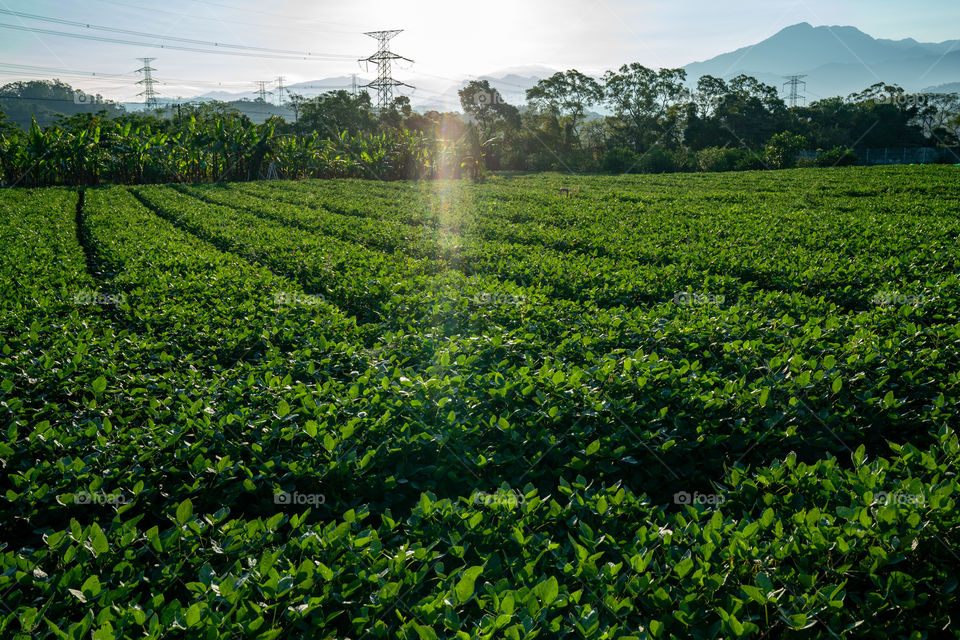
xmin=299 ymin=90 xmax=375 ymax=137
xmin=459 ymin=80 xmax=519 ymax=139
xmin=526 ymin=70 xmax=603 ymax=148
xmin=694 ymin=75 xmax=728 ymax=117
xmin=845 ymin=83 xmax=927 ymax=147
xmin=603 ymin=64 xmax=688 ymax=151
xmin=712 ymin=75 xmax=790 ymax=148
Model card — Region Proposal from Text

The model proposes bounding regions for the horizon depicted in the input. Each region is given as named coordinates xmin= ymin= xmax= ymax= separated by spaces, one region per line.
xmin=1 ymin=0 xmax=959 ymax=104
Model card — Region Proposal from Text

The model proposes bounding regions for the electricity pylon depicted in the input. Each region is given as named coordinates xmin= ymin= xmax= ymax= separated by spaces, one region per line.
xmin=783 ymin=74 xmax=808 ymax=108
xmin=136 ymin=57 xmax=159 ymax=109
xmin=256 ymin=80 xmax=271 ymax=103
xmin=358 ymin=30 xmax=414 ymax=110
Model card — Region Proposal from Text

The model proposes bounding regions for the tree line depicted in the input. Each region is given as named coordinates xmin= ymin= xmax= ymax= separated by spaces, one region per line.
xmin=466 ymin=68 xmax=959 ymax=173
xmin=1 ymin=68 xmax=959 ymax=187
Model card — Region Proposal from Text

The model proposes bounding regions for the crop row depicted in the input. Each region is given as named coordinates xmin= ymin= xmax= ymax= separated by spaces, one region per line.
xmin=2 ymin=168 xmax=960 ymax=638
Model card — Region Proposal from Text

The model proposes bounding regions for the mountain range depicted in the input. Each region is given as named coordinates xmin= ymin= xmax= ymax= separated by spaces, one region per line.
xmin=684 ymin=22 xmax=960 ymax=101
xmin=155 ymin=24 xmax=959 ymax=113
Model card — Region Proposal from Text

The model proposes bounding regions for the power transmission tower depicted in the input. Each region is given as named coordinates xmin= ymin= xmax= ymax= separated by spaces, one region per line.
xmin=351 ymin=73 xmax=357 ymax=96
xmin=358 ymin=30 xmax=414 ymax=110
xmin=783 ymin=74 xmax=807 ymax=108
xmin=136 ymin=57 xmax=159 ymax=109
xmin=274 ymin=76 xmax=286 ymax=106
xmin=255 ymin=80 xmax=271 ymax=103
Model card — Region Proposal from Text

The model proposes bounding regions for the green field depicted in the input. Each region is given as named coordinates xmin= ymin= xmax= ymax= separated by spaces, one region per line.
xmin=2 ymin=166 xmax=959 ymax=639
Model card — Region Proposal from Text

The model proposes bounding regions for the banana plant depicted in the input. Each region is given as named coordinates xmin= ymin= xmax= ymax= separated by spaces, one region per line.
xmin=0 ymin=112 xmax=486 ymax=186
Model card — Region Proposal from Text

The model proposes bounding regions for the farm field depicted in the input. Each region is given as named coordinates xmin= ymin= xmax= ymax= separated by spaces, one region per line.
xmin=2 ymin=165 xmax=960 ymax=638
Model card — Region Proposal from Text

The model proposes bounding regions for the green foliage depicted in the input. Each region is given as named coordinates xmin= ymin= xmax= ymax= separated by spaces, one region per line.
xmin=2 ymin=167 xmax=960 ymax=637
xmin=696 ymin=147 xmax=742 ymax=173
xmin=2 ymin=73 xmax=958 ymax=184
xmin=602 ymin=146 xmax=640 ymax=173
xmin=0 ymin=79 xmax=125 ymax=128
xmin=0 ymin=117 xmax=477 ymax=186
xmin=298 ymin=90 xmax=375 ymax=137
xmin=765 ymin=131 xmax=808 ymax=169
xmin=635 ymin=147 xmax=683 ymax=173
xmin=816 ymin=146 xmax=860 ymax=167
xmin=602 ymin=64 xmax=688 ymax=152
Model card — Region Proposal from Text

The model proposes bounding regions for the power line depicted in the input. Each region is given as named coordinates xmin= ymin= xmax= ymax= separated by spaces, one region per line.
xmin=0 ymin=9 xmax=357 ymax=59
xmin=0 ymin=94 xmax=122 ymax=105
xmin=0 ymin=62 xmax=132 ymax=79
xmin=359 ymin=30 xmax=413 ymax=110
xmin=0 ymin=22 xmax=354 ymax=61
xmin=91 ymin=0 xmax=357 ymax=36
xmin=0 ymin=61 xmax=249 ymax=86
xmin=0 ymin=9 xmax=352 ymax=59
xmin=180 ymin=0 xmax=358 ymax=27
xmin=0 ymin=63 xmax=260 ymax=91
xmin=0 ymin=62 xmax=362 ymax=100
xmin=136 ymin=58 xmax=159 ymax=109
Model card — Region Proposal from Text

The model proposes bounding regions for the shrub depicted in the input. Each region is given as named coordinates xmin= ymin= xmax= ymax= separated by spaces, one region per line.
xmin=816 ymin=147 xmax=859 ymax=167
xmin=636 ymin=147 xmax=677 ymax=173
xmin=696 ymin=147 xmax=739 ymax=173
xmin=734 ymin=151 xmax=766 ymax=171
xmin=670 ymin=149 xmax=696 ymax=172
xmin=602 ymin=147 xmax=640 ymax=173
xmin=764 ymin=131 xmax=807 ymax=169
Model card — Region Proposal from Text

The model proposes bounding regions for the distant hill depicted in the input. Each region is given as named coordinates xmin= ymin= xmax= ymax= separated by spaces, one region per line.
xmin=923 ymin=81 xmax=960 ymax=94
xmin=412 ymin=67 xmax=557 ymax=113
xmin=684 ymin=23 xmax=960 ymax=101
xmin=120 ymin=25 xmax=959 ymax=114
xmin=5 ymin=25 xmax=958 ymax=124
xmin=0 ymin=79 xmax=125 ymax=128
xmin=177 ymin=76 xmax=366 ymax=105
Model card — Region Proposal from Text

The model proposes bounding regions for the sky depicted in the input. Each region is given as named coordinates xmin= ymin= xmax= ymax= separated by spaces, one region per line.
xmin=1 ymin=0 xmax=958 ymax=103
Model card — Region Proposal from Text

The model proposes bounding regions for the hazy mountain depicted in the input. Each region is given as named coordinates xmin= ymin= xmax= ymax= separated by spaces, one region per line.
xmin=397 ymin=66 xmax=557 ymax=112
xmin=285 ymin=76 xmax=367 ymax=95
xmin=923 ymin=81 xmax=960 ymax=94
xmin=129 ymin=25 xmax=959 ymax=113
xmin=684 ymin=23 xmax=960 ymax=101
xmin=191 ymin=76 xmax=367 ymax=103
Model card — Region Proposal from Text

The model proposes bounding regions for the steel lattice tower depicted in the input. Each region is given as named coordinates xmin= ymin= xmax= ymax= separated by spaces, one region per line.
xmin=359 ymin=30 xmax=413 ymax=110
xmin=783 ymin=74 xmax=808 ymax=108
xmin=275 ymin=76 xmax=286 ymax=106
xmin=256 ymin=81 xmax=271 ymax=103
xmin=136 ymin=58 xmax=159 ymax=109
